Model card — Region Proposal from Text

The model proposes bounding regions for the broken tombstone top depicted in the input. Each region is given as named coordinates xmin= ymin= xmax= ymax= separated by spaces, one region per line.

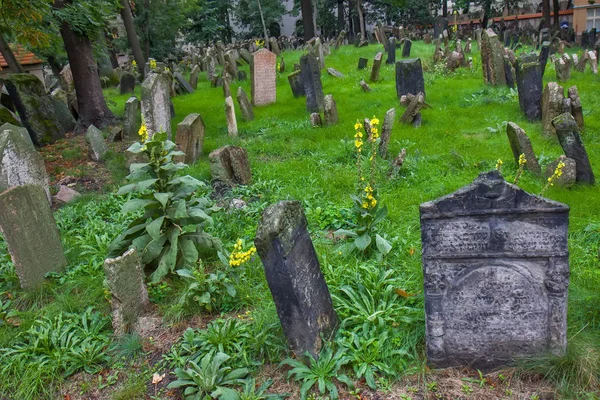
xmin=420 ymin=170 xmax=569 ymax=369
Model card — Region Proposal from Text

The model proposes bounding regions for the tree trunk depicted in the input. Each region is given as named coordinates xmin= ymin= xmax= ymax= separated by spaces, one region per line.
xmin=356 ymin=0 xmax=366 ymax=42
xmin=0 ymin=34 xmax=24 ymax=73
xmin=144 ymin=0 xmax=150 ymax=59
xmin=442 ymin=0 xmax=448 ymax=18
xmin=120 ymin=0 xmax=146 ymax=76
xmin=542 ymin=0 xmax=551 ymax=30
xmin=104 ymin=31 xmax=120 ymax=69
xmin=56 ymin=13 xmax=115 ymax=129
xmin=552 ymin=0 xmax=560 ymax=28
xmin=46 ymin=55 xmax=63 ymax=81
xmin=337 ymin=0 xmax=345 ymax=33
xmin=301 ymin=0 xmax=315 ymax=40
xmin=256 ymin=0 xmax=270 ymax=48
xmin=312 ymin=0 xmax=319 ymax=36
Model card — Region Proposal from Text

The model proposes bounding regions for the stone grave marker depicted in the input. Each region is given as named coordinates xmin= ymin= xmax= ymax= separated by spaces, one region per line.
xmin=359 ymin=79 xmax=371 ymax=92
xmin=358 ymin=58 xmax=368 ymax=69
xmin=123 ymin=97 xmax=142 ymax=140
xmin=120 ymin=72 xmax=136 ymax=95
xmin=386 ymin=37 xmax=397 ymax=64
xmin=175 ymin=113 xmax=205 ymax=165
xmin=224 ymin=96 xmax=238 ymax=137
xmin=300 ymin=53 xmax=325 ymax=113
xmin=85 ymin=125 xmax=108 ymax=161
xmin=141 ymin=71 xmax=172 ymax=139
xmin=236 ymin=87 xmax=254 ymax=121
xmin=323 ymin=94 xmax=338 ymax=125
xmin=0 ymin=185 xmax=67 ymax=289
xmin=481 ymin=29 xmax=507 ymax=86
xmin=539 ymin=42 xmax=550 ymax=74
xmin=552 ymin=113 xmax=595 ymax=185
xmin=174 ymin=72 xmax=194 ymax=94
xmin=0 ymin=123 xmax=31 ymax=147
xmin=402 ymin=39 xmax=412 ymax=58
xmin=370 ymin=52 xmax=383 ymax=82
xmin=506 ymin=122 xmax=541 ymax=174
xmin=310 ymin=113 xmax=322 ymax=127
xmin=396 ymin=59 xmax=425 ymax=99
xmin=542 ymin=82 xmax=564 ymax=137
xmin=251 ymin=48 xmax=277 ymax=107
xmin=568 ymin=86 xmax=584 ymax=129
xmin=189 ymin=65 xmax=200 ymax=90
xmin=326 ymin=68 xmax=344 ymax=78
xmin=209 ymin=145 xmax=251 ymax=187
xmin=420 ymin=170 xmax=569 ymax=369
xmin=378 ymin=108 xmax=395 ymax=159
xmin=515 ymin=60 xmax=542 ymax=121
xmin=255 ymin=200 xmax=338 ymax=358
xmin=545 ymin=155 xmax=576 ymax=187
xmin=288 ymin=71 xmax=305 ymax=98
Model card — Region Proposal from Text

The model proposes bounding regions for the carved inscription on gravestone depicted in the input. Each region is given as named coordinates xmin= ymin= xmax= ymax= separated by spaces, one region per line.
xmin=420 ymin=171 xmax=569 ymax=369
xmin=251 ymin=48 xmax=277 ymax=106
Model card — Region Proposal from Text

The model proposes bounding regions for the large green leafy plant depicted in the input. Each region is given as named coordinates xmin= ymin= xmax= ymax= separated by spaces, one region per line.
xmin=108 ymin=132 xmax=220 ymax=282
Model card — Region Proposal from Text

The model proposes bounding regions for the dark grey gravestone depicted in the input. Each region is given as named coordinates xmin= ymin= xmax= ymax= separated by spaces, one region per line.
xmin=503 ymin=57 xmax=515 ymax=89
xmin=300 ymin=53 xmax=325 ymax=113
xmin=236 ymin=87 xmax=254 ymax=121
xmin=287 ymin=70 xmax=305 ymax=98
xmin=395 ymin=59 xmax=425 ymax=99
xmin=506 ymin=122 xmax=541 ymax=174
xmin=515 ymin=61 xmax=542 ymax=122
xmin=175 ymin=72 xmax=195 ymax=94
xmin=386 ymin=37 xmax=397 ymax=64
xmin=539 ymin=42 xmax=550 ymax=75
xmin=120 ymin=72 xmax=136 ymax=95
xmin=552 ymin=113 xmax=595 ymax=185
xmin=0 ymin=185 xmax=66 ymax=290
xmin=420 ymin=170 xmax=569 ymax=370
xmin=358 ymin=58 xmax=368 ymax=70
xmin=123 ymin=97 xmax=142 ymax=140
xmin=402 ymin=39 xmax=412 ymax=58
xmin=255 ymin=200 xmax=338 ymax=358
xmin=370 ymin=52 xmax=383 ymax=82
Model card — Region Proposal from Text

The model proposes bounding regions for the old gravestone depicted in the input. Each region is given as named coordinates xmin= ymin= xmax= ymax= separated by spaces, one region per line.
xmin=300 ymin=53 xmax=325 ymax=113
xmin=123 ymin=97 xmax=142 ymax=140
xmin=141 ymin=71 xmax=172 ymax=139
xmin=323 ymin=94 xmax=338 ymax=125
xmin=568 ymin=86 xmax=584 ymax=129
xmin=251 ymin=48 xmax=277 ymax=107
xmin=358 ymin=58 xmax=368 ymax=70
xmin=396 ymin=59 xmax=425 ymax=99
xmin=515 ymin=60 xmax=542 ymax=121
xmin=236 ymin=87 xmax=254 ymax=121
xmin=175 ymin=113 xmax=205 ymax=165
xmin=120 ymin=72 xmax=136 ymax=95
xmin=287 ymin=70 xmax=305 ymax=98
xmin=3 ymin=74 xmax=65 ymax=146
xmin=0 ymin=124 xmax=51 ymax=201
xmin=546 ymin=155 xmax=577 ymax=188
xmin=255 ymin=200 xmax=338 ymax=358
xmin=420 ymin=170 xmax=569 ymax=369
xmin=506 ymin=122 xmax=541 ymax=174
xmin=189 ymin=65 xmax=200 ymax=90
xmin=378 ymin=108 xmax=395 ymax=159
xmin=386 ymin=37 xmax=397 ymax=65
xmin=481 ymin=29 xmax=507 ymax=86
xmin=0 ymin=185 xmax=67 ymax=289
xmin=552 ymin=113 xmax=595 ymax=185
xmin=209 ymin=145 xmax=251 ymax=188
xmin=103 ymin=248 xmax=149 ymax=336
xmin=542 ymin=82 xmax=564 ymax=137
xmin=370 ymin=52 xmax=383 ymax=82
xmin=85 ymin=125 xmax=108 ymax=161
xmin=402 ymin=39 xmax=412 ymax=58
xmin=224 ymin=96 xmax=238 ymax=137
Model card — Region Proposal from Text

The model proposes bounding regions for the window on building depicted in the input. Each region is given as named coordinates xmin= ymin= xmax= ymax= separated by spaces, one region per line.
xmin=588 ymin=8 xmax=600 ymax=31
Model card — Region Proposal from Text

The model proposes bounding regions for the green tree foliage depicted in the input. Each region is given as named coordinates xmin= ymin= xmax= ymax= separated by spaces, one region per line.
xmin=184 ymin=0 xmax=233 ymax=45
xmin=0 ymin=0 xmax=55 ymax=47
xmin=234 ymin=0 xmax=286 ymax=38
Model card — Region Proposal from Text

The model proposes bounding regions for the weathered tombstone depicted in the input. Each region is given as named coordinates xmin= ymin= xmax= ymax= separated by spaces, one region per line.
xmin=539 ymin=42 xmax=550 ymax=74
xmin=49 ymin=92 xmax=76 ymax=133
xmin=224 ymin=96 xmax=238 ymax=137
xmin=254 ymin=200 xmax=338 ymax=358
xmin=174 ymin=72 xmax=195 ymax=94
xmin=506 ymin=122 xmax=541 ymax=174
xmin=209 ymin=145 xmax=251 ymax=187
xmin=552 ymin=113 xmax=595 ymax=185
xmin=123 ymin=97 xmax=142 ymax=140
xmin=326 ymin=68 xmax=344 ymax=78
xmin=175 ymin=113 xmax=205 ymax=165
xmin=515 ymin=60 xmax=542 ymax=121
xmin=402 ymin=39 xmax=412 ymax=58
xmin=103 ymin=248 xmax=150 ymax=336
xmin=189 ymin=65 xmax=200 ymax=90
xmin=314 ymin=38 xmax=326 ymax=69
xmin=54 ymin=185 xmax=80 ymax=204
xmin=465 ymin=38 xmax=472 ymax=53
xmin=424 ymin=33 xmax=432 ymax=45
xmin=300 ymin=53 xmax=325 ymax=113
xmin=396 ymin=58 xmax=425 ymax=99
xmin=420 ymin=170 xmax=569 ymax=369
xmin=141 ymin=72 xmax=172 ymax=139
xmin=359 ymin=79 xmax=371 ymax=92
xmin=378 ymin=108 xmax=395 ymax=159
xmin=481 ymin=29 xmax=507 ymax=86
xmin=0 ymin=125 xmax=50 ymax=201
xmin=2 ymin=74 xmax=65 ymax=146
xmin=358 ymin=57 xmax=368 ymax=70
xmin=310 ymin=112 xmax=322 ymax=127
xmin=386 ymin=37 xmax=397 ymax=64
xmin=222 ymin=75 xmax=232 ymax=98
xmin=545 ymin=155 xmax=576 ymax=187
xmin=568 ymin=86 xmax=584 ymax=129
xmin=588 ymin=50 xmax=598 ymax=74
xmin=119 ymin=72 xmax=136 ymax=95
xmin=60 ymin=64 xmax=74 ymax=92
xmin=542 ymin=82 xmax=564 ymax=137
xmin=251 ymin=48 xmax=277 ymax=107
xmin=0 ymin=104 xmax=19 ymax=126
xmin=287 ymin=71 xmax=305 ymax=98
xmin=555 ymin=57 xmax=571 ymax=81
xmin=323 ymin=95 xmax=338 ymax=125
xmin=503 ymin=57 xmax=515 ymax=88
xmin=269 ymin=37 xmax=281 ymax=56
xmin=370 ymin=52 xmax=383 ymax=82
xmin=0 ymin=185 xmax=67 ymax=290
xmin=236 ymin=87 xmax=254 ymax=121
xmin=85 ymin=125 xmax=109 ymax=161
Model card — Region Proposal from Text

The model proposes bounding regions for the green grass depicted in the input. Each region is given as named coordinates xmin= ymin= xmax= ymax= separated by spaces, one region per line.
xmin=0 ymin=41 xmax=598 ymax=399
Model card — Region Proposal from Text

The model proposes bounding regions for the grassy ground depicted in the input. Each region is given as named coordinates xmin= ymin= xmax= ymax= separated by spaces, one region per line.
xmin=0 ymin=41 xmax=599 ymax=399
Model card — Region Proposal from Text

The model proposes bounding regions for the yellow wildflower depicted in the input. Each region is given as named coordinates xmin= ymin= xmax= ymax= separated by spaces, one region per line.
xmin=149 ymin=59 xmax=157 ymax=70
xmin=495 ymin=159 xmax=503 ymax=171
xmin=228 ymin=239 xmax=257 ymax=267
xmin=354 ymin=121 xmax=362 ymax=130
xmin=518 ymin=153 xmax=527 ymax=166
xmin=138 ymin=124 xmax=148 ymax=142
xmin=371 ymin=116 xmax=380 ymax=125
xmin=132 ymin=60 xmax=137 ymax=68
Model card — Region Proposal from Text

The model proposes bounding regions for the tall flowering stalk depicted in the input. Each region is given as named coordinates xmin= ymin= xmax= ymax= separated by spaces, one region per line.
xmin=513 ymin=153 xmax=526 ymax=185
xmin=541 ymin=160 xmax=565 ymax=194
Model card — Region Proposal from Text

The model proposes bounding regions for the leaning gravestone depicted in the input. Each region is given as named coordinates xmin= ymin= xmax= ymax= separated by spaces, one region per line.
xmin=542 ymin=82 xmax=564 ymax=137
xmin=236 ymin=87 xmax=254 ymax=121
xmin=0 ymin=125 xmax=51 ymax=201
xmin=189 ymin=65 xmax=200 ymax=90
xmin=209 ymin=145 xmax=251 ymax=187
xmin=175 ymin=113 xmax=205 ymax=165
xmin=287 ymin=71 xmax=305 ymax=98
xmin=141 ymin=71 xmax=172 ymax=139
xmin=123 ymin=97 xmax=142 ymax=140
xmin=255 ymin=200 xmax=338 ymax=358
xmin=174 ymin=72 xmax=195 ymax=94
xmin=0 ymin=104 xmax=19 ymax=126
xmin=251 ymin=48 xmax=277 ymax=106
xmin=2 ymin=74 xmax=65 ymax=146
xmin=515 ymin=60 xmax=542 ymax=121
xmin=481 ymin=29 xmax=507 ymax=86
xmin=0 ymin=185 xmax=67 ymax=289
xmin=120 ymin=72 xmax=136 ymax=95
xmin=506 ymin=122 xmax=541 ymax=174
xmin=420 ymin=170 xmax=569 ymax=369
xmin=300 ymin=53 xmax=325 ymax=113
xmin=396 ymin=59 xmax=425 ymax=99
xmin=370 ymin=52 xmax=383 ymax=82
xmin=103 ymin=248 xmax=149 ymax=336
xmin=552 ymin=113 xmax=595 ymax=185
xmin=85 ymin=125 xmax=108 ymax=161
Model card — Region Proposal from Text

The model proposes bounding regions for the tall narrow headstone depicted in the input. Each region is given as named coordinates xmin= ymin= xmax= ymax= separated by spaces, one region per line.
xmin=255 ymin=201 xmax=338 ymax=358
xmin=123 ymin=97 xmax=142 ymax=140
xmin=175 ymin=113 xmax=205 ymax=165
xmin=402 ymin=39 xmax=412 ymax=58
xmin=287 ymin=71 xmax=305 ymax=98
xmin=506 ymin=122 xmax=541 ymax=174
xmin=85 ymin=125 xmax=108 ymax=161
xmin=552 ymin=113 xmax=595 ymax=185
xmin=542 ymin=82 xmax=564 ymax=137
xmin=0 ymin=185 xmax=67 ymax=290
xmin=386 ymin=37 xmax=397 ymax=64
xmin=370 ymin=52 xmax=383 ymax=82
xmin=236 ymin=87 xmax=254 ymax=121
xmin=481 ymin=29 xmax=507 ymax=86
xmin=323 ymin=94 xmax=338 ymax=125
xmin=539 ymin=42 xmax=550 ymax=74
xmin=396 ymin=59 xmax=425 ymax=99
xmin=378 ymin=108 xmax=395 ymax=159
xmin=515 ymin=60 xmax=542 ymax=121
xmin=421 ymin=171 xmax=569 ymax=369
xmin=189 ymin=65 xmax=200 ymax=90
xmin=141 ymin=71 xmax=172 ymax=139
xmin=251 ymin=48 xmax=277 ymax=106
xmin=300 ymin=53 xmax=325 ymax=113
xmin=224 ymin=96 xmax=238 ymax=137
xmin=568 ymin=86 xmax=584 ymax=129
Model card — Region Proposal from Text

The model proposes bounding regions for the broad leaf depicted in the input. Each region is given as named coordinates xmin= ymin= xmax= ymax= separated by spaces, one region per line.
xmin=122 ymin=198 xmax=157 ymax=213
xmin=375 ymin=234 xmax=392 ymax=255
xmin=354 ymin=233 xmax=372 ymax=251
xmin=146 ymin=216 xmax=165 ymax=240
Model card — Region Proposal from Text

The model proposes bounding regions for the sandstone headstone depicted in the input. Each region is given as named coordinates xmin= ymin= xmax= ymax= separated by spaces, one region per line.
xmin=358 ymin=58 xmax=368 ymax=70
xmin=0 ymin=185 xmax=66 ymax=289
xmin=310 ymin=112 xmax=322 ymax=127
xmin=588 ymin=50 xmax=598 ymax=74
xmin=103 ymin=248 xmax=149 ymax=336
xmin=236 ymin=87 xmax=254 ymax=121
xmin=189 ymin=65 xmax=200 ymax=90
xmin=175 ymin=113 xmax=205 ymax=165
xmin=85 ymin=125 xmax=108 ymax=161
xmin=323 ymin=95 xmax=338 ymax=125
xmin=396 ymin=58 xmax=425 ymax=99
xmin=568 ymin=86 xmax=584 ymax=129
xmin=254 ymin=200 xmax=338 ymax=358
xmin=515 ymin=60 xmax=542 ymax=121
xmin=141 ymin=72 xmax=172 ymax=139
xmin=542 ymin=82 xmax=564 ymax=137
xmin=326 ymin=68 xmax=344 ymax=78
xmin=224 ymin=96 xmax=238 ymax=137
xmin=209 ymin=145 xmax=251 ymax=187
xmin=359 ymin=80 xmax=371 ymax=92
xmin=251 ymin=48 xmax=277 ymax=107
xmin=378 ymin=108 xmax=395 ymax=159
xmin=545 ymin=155 xmax=576 ymax=187
xmin=287 ymin=70 xmax=305 ymax=98
xmin=300 ymin=53 xmax=325 ymax=113
xmin=370 ymin=52 xmax=383 ymax=82
xmin=481 ymin=29 xmax=507 ymax=86
xmin=420 ymin=170 xmax=569 ymax=369
xmin=123 ymin=97 xmax=142 ymax=140
xmin=555 ymin=56 xmax=571 ymax=82
xmin=506 ymin=122 xmax=541 ymax=174
xmin=269 ymin=37 xmax=281 ymax=55
xmin=552 ymin=113 xmax=595 ymax=185
xmin=120 ymin=72 xmax=136 ymax=95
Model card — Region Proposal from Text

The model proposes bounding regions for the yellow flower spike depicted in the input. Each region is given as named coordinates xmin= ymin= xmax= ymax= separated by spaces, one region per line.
xmin=371 ymin=116 xmax=380 ymax=125
xmin=518 ymin=153 xmax=527 ymax=166
xmin=354 ymin=121 xmax=362 ymax=130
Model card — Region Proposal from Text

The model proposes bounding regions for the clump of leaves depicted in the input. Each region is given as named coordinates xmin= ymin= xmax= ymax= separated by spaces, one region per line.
xmin=281 ymin=345 xmax=354 ymax=400
xmin=236 ymin=378 xmax=288 ymax=400
xmin=108 ymin=132 xmax=221 ymax=282
xmin=176 ymin=262 xmax=237 ymax=313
